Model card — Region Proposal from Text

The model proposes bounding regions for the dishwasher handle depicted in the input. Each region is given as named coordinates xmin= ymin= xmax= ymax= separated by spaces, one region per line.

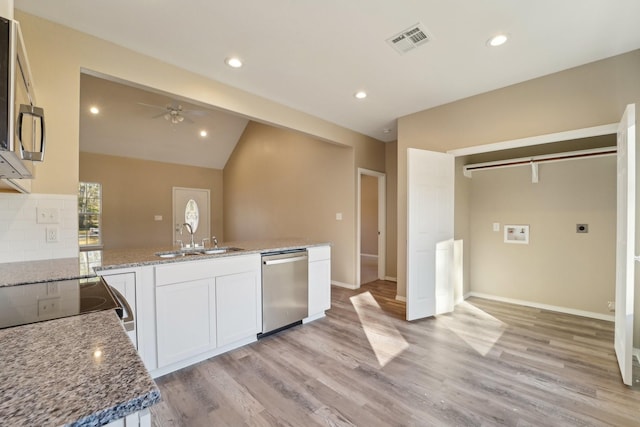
xmin=263 ymin=255 xmax=308 ymax=266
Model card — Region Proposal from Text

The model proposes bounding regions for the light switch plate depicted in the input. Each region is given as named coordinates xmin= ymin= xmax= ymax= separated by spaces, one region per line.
xmin=154 ymin=215 xmax=163 ymax=221
xmin=492 ymin=222 xmax=500 ymax=232
xmin=336 ymin=213 xmax=343 ymax=221
xmin=37 ymin=207 xmax=60 ymax=224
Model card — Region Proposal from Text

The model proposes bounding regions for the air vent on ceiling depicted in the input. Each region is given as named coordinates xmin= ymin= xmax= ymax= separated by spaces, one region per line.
xmin=386 ymin=23 xmax=433 ymax=55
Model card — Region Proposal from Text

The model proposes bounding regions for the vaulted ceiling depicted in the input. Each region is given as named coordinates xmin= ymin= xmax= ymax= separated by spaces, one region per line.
xmin=79 ymin=73 xmax=249 ymax=169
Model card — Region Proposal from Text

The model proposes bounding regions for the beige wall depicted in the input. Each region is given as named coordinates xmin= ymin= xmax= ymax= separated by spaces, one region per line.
xmin=223 ymin=122 xmax=355 ymax=284
xmin=385 ymin=141 xmax=398 ymax=279
xmin=396 ymin=49 xmax=640 ymax=303
xmin=469 ymin=156 xmax=616 ymax=315
xmin=360 ymin=175 xmax=378 ymax=255
xmin=15 ymin=11 xmax=383 ymax=195
xmin=80 ymin=152 xmax=223 ymax=249
xmin=454 ymin=156 xmax=472 ymax=296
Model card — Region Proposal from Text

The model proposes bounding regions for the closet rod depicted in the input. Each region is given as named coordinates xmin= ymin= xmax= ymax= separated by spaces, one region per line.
xmin=463 ymin=146 xmax=616 ymax=178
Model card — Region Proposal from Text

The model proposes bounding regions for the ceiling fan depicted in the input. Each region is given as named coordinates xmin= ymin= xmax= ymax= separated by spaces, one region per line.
xmin=138 ymin=102 xmax=206 ymax=124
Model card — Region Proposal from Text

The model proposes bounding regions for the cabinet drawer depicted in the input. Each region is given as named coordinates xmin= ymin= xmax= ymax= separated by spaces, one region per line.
xmin=307 ymin=245 xmax=331 ymax=262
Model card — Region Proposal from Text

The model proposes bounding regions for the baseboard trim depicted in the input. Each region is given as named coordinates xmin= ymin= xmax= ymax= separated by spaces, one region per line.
xmin=384 ymin=276 xmax=397 ymax=282
xmin=332 ymin=280 xmax=359 ymax=290
xmin=395 ymin=295 xmax=406 ymax=302
xmin=360 ymin=253 xmax=378 ymax=259
xmin=466 ymin=292 xmax=615 ymax=322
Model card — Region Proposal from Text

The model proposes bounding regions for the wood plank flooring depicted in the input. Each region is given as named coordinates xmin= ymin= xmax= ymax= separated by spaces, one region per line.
xmin=150 ymin=281 xmax=640 ymax=426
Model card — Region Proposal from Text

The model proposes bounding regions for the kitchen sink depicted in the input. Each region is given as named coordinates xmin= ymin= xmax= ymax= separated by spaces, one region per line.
xmin=155 ymin=247 xmax=243 ymax=258
xmin=201 ymin=247 xmax=243 ymax=255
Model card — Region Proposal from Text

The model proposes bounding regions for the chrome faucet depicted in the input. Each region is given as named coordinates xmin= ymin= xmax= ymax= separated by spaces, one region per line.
xmin=182 ymin=223 xmax=196 ymax=248
xmin=212 ymin=236 xmax=218 ymax=248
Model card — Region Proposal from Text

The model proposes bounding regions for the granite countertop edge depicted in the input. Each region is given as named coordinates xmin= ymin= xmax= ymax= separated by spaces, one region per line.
xmin=68 ymin=389 xmax=162 ymax=427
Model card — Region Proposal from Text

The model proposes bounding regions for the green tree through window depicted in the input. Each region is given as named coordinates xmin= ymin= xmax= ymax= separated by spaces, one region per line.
xmin=78 ymin=182 xmax=102 ymax=248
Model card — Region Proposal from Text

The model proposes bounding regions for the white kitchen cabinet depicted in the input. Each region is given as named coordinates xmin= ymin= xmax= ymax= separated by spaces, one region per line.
xmin=104 ymin=408 xmax=150 ymax=427
xmin=216 ymin=270 xmax=261 ymax=347
xmin=155 ymin=278 xmax=215 ymax=368
xmin=307 ymin=245 xmax=331 ymax=319
xmin=101 ymin=272 xmax=137 ymax=347
xmin=152 ymin=253 xmax=261 ymax=374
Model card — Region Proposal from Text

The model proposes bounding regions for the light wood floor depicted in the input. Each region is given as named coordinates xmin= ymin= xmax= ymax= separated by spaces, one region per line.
xmin=150 ymin=281 xmax=640 ymax=426
xmin=360 ymin=255 xmax=378 ymax=285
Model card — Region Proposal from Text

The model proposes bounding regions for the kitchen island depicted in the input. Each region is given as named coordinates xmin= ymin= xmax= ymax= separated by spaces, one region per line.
xmin=0 ymin=238 xmax=331 ymax=425
xmin=92 ymin=239 xmax=332 ymax=378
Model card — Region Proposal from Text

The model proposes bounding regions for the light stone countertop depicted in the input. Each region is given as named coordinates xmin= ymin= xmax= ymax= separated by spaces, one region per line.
xmin=94 ymin=238 xmax=330 ymax=272
xmin=0 ymin=239 xmax=330 ymax=285
xmin=0 ymin=257 xmax=94 ymax=287
xmin=0 ymin=310 xmax=161 ymax=426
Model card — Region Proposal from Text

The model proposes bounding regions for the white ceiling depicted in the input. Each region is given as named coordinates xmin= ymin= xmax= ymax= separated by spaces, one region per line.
xmin=16 ymin=0 xmax=640 ymax=143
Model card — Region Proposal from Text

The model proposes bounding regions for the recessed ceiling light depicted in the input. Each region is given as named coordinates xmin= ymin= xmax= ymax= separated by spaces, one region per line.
xmin=89 ymin=106 xmax=100 ymax=114
xmin=487 ymin=34 xmax=508 ymax=47
xmin=199 ymin=130 xmax=208 ymax=137
xmin=225 ymin=57 xmax=243 ymax=68
xmin=354 ymin=91 xmax=367 ymax=100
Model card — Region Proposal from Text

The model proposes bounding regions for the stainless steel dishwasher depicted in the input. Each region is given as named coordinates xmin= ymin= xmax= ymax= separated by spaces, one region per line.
xmin=261 ymin=249 xmax=308 ymax=336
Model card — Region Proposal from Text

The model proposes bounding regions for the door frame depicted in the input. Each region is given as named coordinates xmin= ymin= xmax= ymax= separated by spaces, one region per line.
xmin=172 ymin=187 xmax=211 ymax=246
xmin=357 ymin=168 xmax=386 ymax=287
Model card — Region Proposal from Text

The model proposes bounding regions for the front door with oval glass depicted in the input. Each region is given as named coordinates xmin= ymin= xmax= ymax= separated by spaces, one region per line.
xmin=172 ymin=187 xmax=210 ymax=248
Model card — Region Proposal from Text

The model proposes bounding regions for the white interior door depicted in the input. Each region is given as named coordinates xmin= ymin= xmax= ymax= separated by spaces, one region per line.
xmin=173 ymin=187 xmax=211 ymax=247
xmin=615 ymin=103 xmax=636 ymax=386
xmin=406 ymin=148 xmax=454 ymax=321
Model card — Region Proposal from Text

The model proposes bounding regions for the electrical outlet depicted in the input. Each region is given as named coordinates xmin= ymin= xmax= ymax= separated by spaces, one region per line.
xmin=38 ymin=297 xmax=61 ymax=317
xmin=46 ymin=227 xmax=58 ymax=243
xmin=36 ymin=207 xmax=60 ymax=224
xmin=336 ymin=213 xmax=343 ymax=221
xmin=47 ymin=282 xmax=59 ymax=295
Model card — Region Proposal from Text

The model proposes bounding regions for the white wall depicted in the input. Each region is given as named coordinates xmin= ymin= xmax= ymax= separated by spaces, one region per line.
xmin=0 ymin=193 xmax=77 ymax=262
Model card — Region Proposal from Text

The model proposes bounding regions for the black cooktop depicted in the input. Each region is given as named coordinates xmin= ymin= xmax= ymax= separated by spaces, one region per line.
xmin=0 ymin=277 xmax=122 ymax=329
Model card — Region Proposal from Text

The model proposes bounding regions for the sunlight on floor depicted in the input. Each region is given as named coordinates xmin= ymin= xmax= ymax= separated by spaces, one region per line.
xmin=350 ymin=291 xmax=409 ymax=367
xmin=441 ymin=301 xmax=506 ymax=356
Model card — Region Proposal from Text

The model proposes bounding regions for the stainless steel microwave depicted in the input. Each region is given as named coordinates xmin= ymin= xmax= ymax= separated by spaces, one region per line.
xmin=0 ymin=16 xmax=45 ymax=184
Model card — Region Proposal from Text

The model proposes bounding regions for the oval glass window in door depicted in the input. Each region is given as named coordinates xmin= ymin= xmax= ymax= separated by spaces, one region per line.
xmin=184 ymin=199 xmax=199 ymax=233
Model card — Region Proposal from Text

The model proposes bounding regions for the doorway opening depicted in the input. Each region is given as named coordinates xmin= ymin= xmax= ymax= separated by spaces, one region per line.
xmin=357 ymin=169 xmax=386 ymax=287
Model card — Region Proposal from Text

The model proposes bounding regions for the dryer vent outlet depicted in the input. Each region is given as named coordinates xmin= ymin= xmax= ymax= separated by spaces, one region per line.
xmin=576 ymin=224 xmax=588 ymax=233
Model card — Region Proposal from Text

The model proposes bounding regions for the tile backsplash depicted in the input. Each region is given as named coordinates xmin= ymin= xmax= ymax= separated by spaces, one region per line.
xmin=0 ymin=193 xmax=78 ymax=263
